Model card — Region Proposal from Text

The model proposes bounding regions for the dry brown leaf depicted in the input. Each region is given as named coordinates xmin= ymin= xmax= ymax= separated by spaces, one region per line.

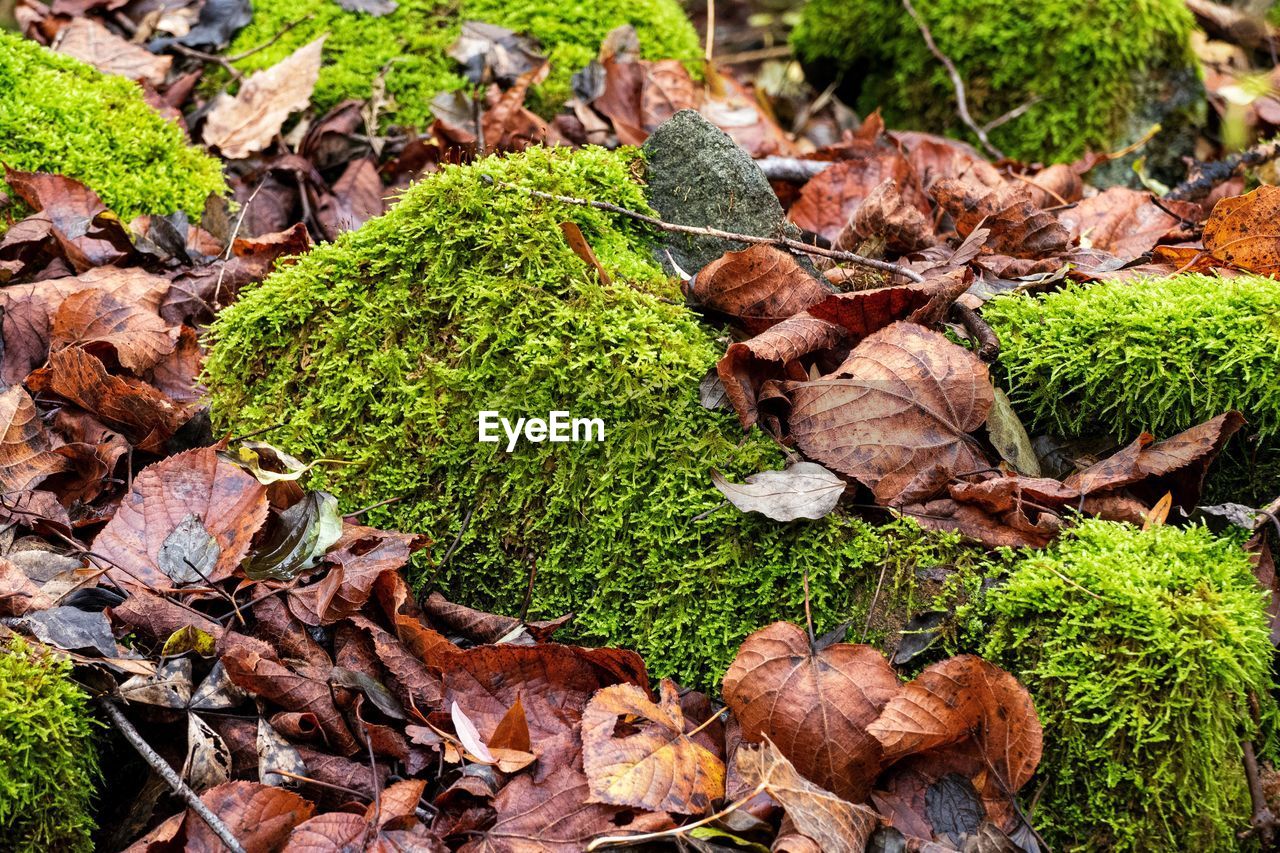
xmin=51 ymin=287 xmax=177 ymax=372
xmin=896 ymin=132 xmax=1005 ymax=191
xmin=582 ymin=679 xmax=725 ymax=814
xmin=782 ymin=322 xmax=993 ymax=505
xmin=184 ymin=780 xmax=315 ymax=853
xmin=203 ymin=37 xmax=326 ymax=159
xmin=690 ymin=245 xmax=832 ymax=333
xmin=736 ymin=739 xmax=879 ymax=852
xmin=846 ymin=178 xmax=938 ymax=254
xmin=932 ymin=178 xmax=1070 ymax=259
xmin=868 ymin=655 xmax=1041 ymax=788
xmin=1057 ymin=187 xmax=1181 ymax=262
xmin=288 ymin=524 xmax=428 ymax=625
xmin=92 ymin=446 xmax=268 ymax=590
xmin=1203 ymin=185 xmax=1280 ymax=276
xmin=0 ymin=386 xmax=70 ymax=493
xmin=790 ymin=154 xmax=925 ymax=243
xmin=54 ymin=16 xmax=171 ymax=85
xmin=721 ymin=621 xmax=899 ymax=802
xmin=717 ymin=313 xmax=846 ymax=429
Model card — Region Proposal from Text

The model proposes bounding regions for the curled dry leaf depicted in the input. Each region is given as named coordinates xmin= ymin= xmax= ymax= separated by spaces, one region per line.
xmin=736 ymin=739 xmax=879 ymax=853
xmin=711 ymin=461 xmax=845 ymax=522
xmin=721 ymin=621 xmax=899 ymax=803
xmin=789 ymin=153 xmax=926 ymax=244
xmin=203 ymin=37 xmax=326 ymax=159
xmin=1057 ymin=187 xmax=1182 ymax=263
xmin=582 ymin=679 xmax=725 ymax=814
xmin=782 ymin=322 xmax=993 ymax=506
xmin=846 ymin=178 xmax=938 ymax=254
xmin=717 ymin=313 xmax=846 ymax=429
xmin=931 ymin=179 xmax=1070 ymax=259
xmin=0 ymin=386 xmax=70 ymax=493
xmin=688 ymin=244 xmax=832 ymax=333
xmin=92 ymin=446 xmax=268 ymax=590
xmin=1202 ymin=185 xmax=1280 ymax=276
xmin=288 ymin=524 xmax=428 ymax=625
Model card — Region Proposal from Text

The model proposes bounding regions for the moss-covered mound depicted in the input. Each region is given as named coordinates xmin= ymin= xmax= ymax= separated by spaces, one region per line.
xmin=227 ymin=0 xmax=701 ymax=130
xmin=975 ymin=520 xmax=1271 ymax=851
xmin=983 ymin=274 xmax=1280 ymax=502
xmin=0 ymin=637 xmax=99 ymax=852
xmin=203 ymin=145 xmax=979 ymax=687
xmin=791 ymin=0 xmax=1200 ymax=167
xmin=0 ymin=32 xmax=226 ymax=223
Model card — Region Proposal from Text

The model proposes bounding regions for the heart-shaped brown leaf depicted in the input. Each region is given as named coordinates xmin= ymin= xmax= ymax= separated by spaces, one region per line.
xmin=582 ymin=679 xmax=725 ymax=814
xmin=782 ymin=322 xmax=993 ymax=505
xmin=92 ymin=446 xmax=268 ymax=589
xmin=722 ymin=621 xmax=899 ymax=802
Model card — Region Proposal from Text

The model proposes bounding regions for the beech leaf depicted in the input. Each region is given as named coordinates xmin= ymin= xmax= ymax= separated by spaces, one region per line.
xmin=203 ymin=37 xmax=326 ymax=159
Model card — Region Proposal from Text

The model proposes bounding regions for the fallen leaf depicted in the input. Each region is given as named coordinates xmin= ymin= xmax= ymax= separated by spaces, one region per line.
xmin=781 ymin=322 xmax=993 ymax=505
xmin=717 ymin=313 xmax=846 ymax=429
xmin=1057 ymin=187 xmax=1181 ymax=262
xmin=183 ymin=713 xmax=232 ymax=792
xmin=184 ymin=781 xmax=315 ymax=853
xmin=0 ymin=386 xmax=70 ymax=493
xmin=582 ymin=679 xmax=725 ymax=814
xmin=288 ymin=524 xmax=427 ymax=624
xmin=1202 ymin=186 xmax=1280 ymax=276
xmin=846 ymin=178 xmax=938 ymax=254
xmin=203 ymin=37 xmax=326 ymax=159
xmin=54 ymin=16 xmax=171 ymax=85
xmin=711 ymin=461 xmax=845 ymax=522
xmin=92 ymin=446 xmax=268 ymax=589
xmin=688 ymin=245 xmax=831 ymax=333
xmin=790 ymin=154 xmax=925 ymax=244
xmin=736 ymin=739 xmax=878 ymax=852
xmin=932 ymin=179 xmax=1070 ymax=259
xmin=722 ymin=621 xmax=899 ymax=802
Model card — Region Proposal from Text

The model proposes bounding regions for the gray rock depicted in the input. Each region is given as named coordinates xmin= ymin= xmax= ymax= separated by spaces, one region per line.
xmin=642 ymin=110 xmax=794 ymax=275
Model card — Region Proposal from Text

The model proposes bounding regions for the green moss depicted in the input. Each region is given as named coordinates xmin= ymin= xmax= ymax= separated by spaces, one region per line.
xmin=0 ymin=637 xmax=99 ymax=852
xmin=982 ymin=274 xmax=1280 ymax=502
xmin=203 ymin=145 xmax=976 ymax=687
xmin=227 ymin=0 xmax=701 ymax=130
xmin=970 ymin=520 xmax=1272 ymax=851
xmin=790 ymin=0 xmax=1198 ymax=164
xmin=0 ymin=32 xmax=226 ymax=223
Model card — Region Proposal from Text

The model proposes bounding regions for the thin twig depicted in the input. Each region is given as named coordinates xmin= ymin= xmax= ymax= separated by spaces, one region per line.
xmin=214 ymin=178 xmax=267 ymax=305
xmin=982 ymin=96 xmax=1041 ymax=133
xmin=705 ymin=0 xmax=716 ymax=65
xmin=1243 ymin=738 xmax=1277 ymax=846
xmin=99 ymin=698 xmax=248 ymax=853
xmin=483 ymin=178 xmax=925 ymax=283
xmin=756 ymin=156 xmax=832 ymax=183
xmin=225 ymin=15 xmax=315 ymax=62
xmin=901 ymin=0 xmax=1004 ymax=160
xmin=344 ymin=495 xmax=404 ymax=521
xmin=439 ymin=504 xmax=475 ymax=565
xmin=802 ymin=564 xmax=817 ymax=652
xmin=862 ymin=560 xmax=890 ymax=643
xmin=950 ymin=303 xmax=1000 ymax=362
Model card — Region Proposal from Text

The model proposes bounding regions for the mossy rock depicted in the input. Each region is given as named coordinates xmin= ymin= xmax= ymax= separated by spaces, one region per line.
xmin=226 ymin=0 xmax=701 ymax=130
xmin=0 ymin=31 xmax=226 ymax=223
xmin=982 ymin=273 xmax=1280 ymax=504
xmin=790 ymin=0 xmax=1204 ymax=174
xmin=203 ymin=145 xmax=982 ymax=688
xmin=972 ymin=520 xmax=1273 ymax=851
xmin=0 ymin=637 xmax=100 ymax=852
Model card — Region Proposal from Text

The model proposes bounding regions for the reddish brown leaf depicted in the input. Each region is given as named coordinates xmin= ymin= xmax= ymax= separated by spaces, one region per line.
xmin=421 ymin=591 xmax=523 ymax=644
xmin=0 ymin=386 xmax=70 ymax=493
xmin=845 ymin=178 xmax=937 ymax=254
xmin=781 ymin=322 xmax=993 ymax=505
xmin=51 ymin=287 xmax=176 ymax=372
xmin=289 ymin=524 xmax=428 ymax=625
xmin=560 ymin=222 xmax=612 ymax=285
xmin=1057 ymin=187 xmax=1181 ymax=262
xmin=1203 ymin=186 xmax=1280 ymax=275
xmin=689 ymin=245 xmax=831 ymax=333
xmin=931 ymin=178 xmax=1070 ymax=259
xmin=316 ymin=157 xmax=386 ymax=240
xmin=3 ymin=169 xmax=133 ymax=269
xmin=698 ymin=72 xmax=795 ymax=158
xmin=790 ymin=154 xmax=924 ymax=243
xmin=26 ymin=346 xmax=189 ymax=452
xmin=0 ymin=556 xmax=54 ymax=616
xmin=721 ymin=621 xmax=899 ymax=803
xmin=91 ymin=446 xmax=268 ymax=589
xmin=184 ymin=781 xmax=315 ymax=853
xmin=582 ymin=679 xmax=725 ymax=814
xmin=110 ymin=588 xmax=225 ymax=642
xmin=896 ymin=132 xmax=1004 ymax=191
xmin=1022 ymin=163 xmax=1084 ymax=208
xmin=717 ymin=313 xmax=846 ymax=428
xmin=489 ymin=695 xmax=532 ymax=753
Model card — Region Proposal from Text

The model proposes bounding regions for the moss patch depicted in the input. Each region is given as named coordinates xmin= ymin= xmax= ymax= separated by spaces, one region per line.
xmin=0 ymin=32 xmax=226 ymax=223
xmin=969 ymin=520 xmax=1272 ymax=851
xmin=790 ymin=0 xmax=1199 ymax=166
xmin=982 ymin=274 xmax=1280 ymax=502
xmin=0 ymin=637 xmax=99 ymax=852
xmin=226 ymin=0 xmax=701 ymax=130
xmin=203 ymin=145 xmax=978 ymax=688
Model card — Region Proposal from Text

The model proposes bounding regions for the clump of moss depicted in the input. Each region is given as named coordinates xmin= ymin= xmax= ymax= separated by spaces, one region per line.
xmin=983 ymin=274 xmax=1280 ymax=502
xmin=203 ymin=145 xmax=979 ymax=687
xmin=226 ymin=0 xmax=701 ymax=130
xmin=0 ymin=637 xmax=99 ymax=852
xmin=974 ymin=520 xmax=1271 ymax=851
xmin=791 ymin=0 xmax=1200 ymax=166
xmin=0 ymin=32 xmax=226 ymax=223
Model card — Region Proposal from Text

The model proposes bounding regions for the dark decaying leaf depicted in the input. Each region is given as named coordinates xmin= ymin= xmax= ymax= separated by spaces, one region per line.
xmin=16 ymin=605 xmax=117 ymax=656
xmin=722 ymin=621 xmax=899 ymax=802
xmin=288 ymin=524 xmax=428 ymax=624
xmin=449 ymin=21 xmax=546 ymax=86
xmin=712 ymin=461 xmax=845 ymax=521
